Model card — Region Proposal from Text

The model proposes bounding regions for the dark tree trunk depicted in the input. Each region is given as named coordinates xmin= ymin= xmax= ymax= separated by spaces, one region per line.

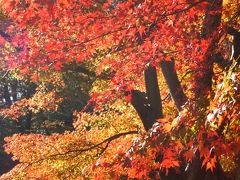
xmin=25 ymin=83 xmax=37 ymax=98
xmin=18 ymin=83 xmax=36 ymax=132
xmin=3 ymin=84 xmax=12 ymax=107
xmin=193 ymin=0 xmax=222 ymax=102
xmin=131 ymin=65 xmax=163 ymax=131
xmin=24 ymin=110 xmax=32 ymax=131
xmin=160 ymin=60 xmax=187 ymax=111
xmin=185 ymin=1 xmax=229 ymax=180
xmin=0 ymin=153 xmax=18 ymax=175
xmin=228 ymin=27 xmax=240 ymax=66
xmin=144 ymin=66 xmax=163 ymax=119
xmin=11 ymin=80 xmax=18 ymax=103
xmin=185 ymin=151 xmax=228 ymax=180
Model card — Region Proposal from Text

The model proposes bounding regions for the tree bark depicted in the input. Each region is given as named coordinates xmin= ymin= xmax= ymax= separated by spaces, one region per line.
xmin=185 ymin=1 xmax=229 ymax=180
xmin=193 ymin=0 xmax=222 ymax=100
xmin=11 ymin=80 xmax=18 ymax=103
xmin=160 ymin=60 xmax=187 ymax=111
xmin=3 ymin=84 xmax=12 ymax=107
xmin=130 ymin=65 xmax=163 ymax=131
xmin=144 ymin=65 xmax=163 ymax=120
xmin=228 ymin=27 xmax=240 ymax=66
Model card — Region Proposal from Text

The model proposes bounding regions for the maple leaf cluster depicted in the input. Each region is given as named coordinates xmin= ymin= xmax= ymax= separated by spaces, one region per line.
xmin=0 ymin=0 xmax=239 ymax=179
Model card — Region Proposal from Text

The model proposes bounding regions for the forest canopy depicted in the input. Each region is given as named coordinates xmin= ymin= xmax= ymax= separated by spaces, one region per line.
xmin=0 ymin=0 xmax=240 ymax=179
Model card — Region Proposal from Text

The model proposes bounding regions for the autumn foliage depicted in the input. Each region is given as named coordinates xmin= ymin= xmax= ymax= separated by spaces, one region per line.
xmin=0 ymin=0 xmax=240 ymax=179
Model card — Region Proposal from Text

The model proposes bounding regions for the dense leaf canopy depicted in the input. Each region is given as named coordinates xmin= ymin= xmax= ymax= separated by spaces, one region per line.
xmin=0 ymin=0 xmax=240 ymax=179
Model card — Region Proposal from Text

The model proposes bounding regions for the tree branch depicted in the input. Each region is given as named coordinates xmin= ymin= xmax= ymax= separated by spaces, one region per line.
xmin=23 ymin=130 xmax=138 ymax=166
